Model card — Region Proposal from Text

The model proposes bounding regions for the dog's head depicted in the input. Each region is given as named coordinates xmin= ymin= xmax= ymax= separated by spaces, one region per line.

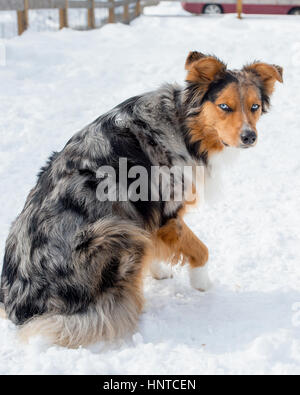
xmin=184 ymin=51 xmax=283 ymax=154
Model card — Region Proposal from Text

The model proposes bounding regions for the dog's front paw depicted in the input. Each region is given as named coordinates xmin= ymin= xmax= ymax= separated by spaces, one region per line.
xmin=150 ymin=261 xmax=173 ymax=280
xmin=189 ymin=265 xmax=212 ymax=292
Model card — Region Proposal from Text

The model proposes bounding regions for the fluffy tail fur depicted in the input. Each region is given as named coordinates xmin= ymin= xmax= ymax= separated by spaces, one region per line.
xmin=19 ymin=289 xmax=143 ymax=348
xmin=19 ymin=218 xmax=150 ymax=348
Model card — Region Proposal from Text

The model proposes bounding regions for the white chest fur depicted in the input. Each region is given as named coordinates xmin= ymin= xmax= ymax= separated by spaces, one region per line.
xmin=204 ymin=147 xmax=240 ymax=203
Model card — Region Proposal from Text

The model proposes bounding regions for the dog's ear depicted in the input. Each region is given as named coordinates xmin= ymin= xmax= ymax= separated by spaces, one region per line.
xmin=185 ymin=52 xmax=226 ymax=84
xmin=244 ymin=62 xmax=283 ymax=96
xmin=185 ymin=51 xmax=207 ymax=69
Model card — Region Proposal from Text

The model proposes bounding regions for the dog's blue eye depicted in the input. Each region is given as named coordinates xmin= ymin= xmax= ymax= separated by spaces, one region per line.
xmin=251 ymin=104 xmax=260 ymax=111
xmin=219 ymin=104 xmax=231 ymax=112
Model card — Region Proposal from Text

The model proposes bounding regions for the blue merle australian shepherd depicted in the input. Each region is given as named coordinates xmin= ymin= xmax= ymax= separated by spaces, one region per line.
xmin=0 ymin=52 xmax=282 ymax=347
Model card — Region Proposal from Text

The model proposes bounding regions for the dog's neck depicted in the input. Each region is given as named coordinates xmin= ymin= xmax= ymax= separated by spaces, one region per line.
xmin=203 ymin=146 xmax=240 ymax=203
xmin=207 ymin=146 xmax=240 ymax=172
xmin=176 ymin=87 xmax=240 ymax=201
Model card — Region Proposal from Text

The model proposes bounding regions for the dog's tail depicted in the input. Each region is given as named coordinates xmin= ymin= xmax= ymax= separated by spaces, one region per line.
xmin=18 ymin=218 xmax=150 ymax=348
xmin=18 ymin=290 xmax=143 ymax=348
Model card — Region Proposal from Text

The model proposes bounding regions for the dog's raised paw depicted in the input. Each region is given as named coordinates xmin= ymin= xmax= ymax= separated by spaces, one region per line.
xmin=189 ymin=265 xmax=212 ymax=292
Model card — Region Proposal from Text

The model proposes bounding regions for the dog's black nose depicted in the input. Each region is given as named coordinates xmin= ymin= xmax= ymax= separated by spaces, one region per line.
xmin=241 ymin=130 xmax=257 ymax=146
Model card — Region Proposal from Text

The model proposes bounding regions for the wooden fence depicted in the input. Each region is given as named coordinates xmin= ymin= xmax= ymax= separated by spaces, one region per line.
xmin=0 ymin=0 xmax=246 ymax=37
xmin=0 ymin=0 xmax=143 ymax=35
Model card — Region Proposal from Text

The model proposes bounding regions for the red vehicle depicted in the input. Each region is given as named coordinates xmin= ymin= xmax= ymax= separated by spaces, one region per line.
xmin=182 ymin=0 xmax=300 ymax=15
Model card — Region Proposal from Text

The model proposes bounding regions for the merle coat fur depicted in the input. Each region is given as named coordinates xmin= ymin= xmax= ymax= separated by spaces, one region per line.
xmin=0 ymin=52 xmax=281 ymax=347
xmin=0 ymin=82 xmax=202 ymax=346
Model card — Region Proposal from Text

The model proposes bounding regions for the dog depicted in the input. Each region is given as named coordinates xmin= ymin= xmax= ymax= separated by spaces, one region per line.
xmin=0 ymin=52 xmax=282 ymax=348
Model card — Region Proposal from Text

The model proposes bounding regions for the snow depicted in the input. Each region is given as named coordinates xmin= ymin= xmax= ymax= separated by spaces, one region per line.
xmin=0 ymin=2 xmax=300 ymax=374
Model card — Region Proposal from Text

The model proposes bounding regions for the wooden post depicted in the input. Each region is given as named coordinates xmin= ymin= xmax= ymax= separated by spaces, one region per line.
xmin=135 ymin=0 xmax=141 ymax=17
xmin=17 ymin=0 xmax=29 ymax=35
xmin=237 ymin=0 xmax=243 ymax=19
xmin=108 ymin=0 xmax=115 ymax=23
xmin=59 ymin=0 xmax=68 ymax=29
xmin=17 ymin=10 xmax=25 ymax=35
xmin=24 ymin=0 xmax=29 ymax=29
xmin=123 ymin=1 xmax=129 ymax=24
xmin=87 ymin=0 xmax=95 ymax=29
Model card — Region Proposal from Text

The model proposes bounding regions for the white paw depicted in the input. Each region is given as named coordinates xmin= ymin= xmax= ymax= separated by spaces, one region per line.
xmin=150 ymin=261 xmax=173 ymax=280
xmin=189 ymin=265 xmax=212 ymax=292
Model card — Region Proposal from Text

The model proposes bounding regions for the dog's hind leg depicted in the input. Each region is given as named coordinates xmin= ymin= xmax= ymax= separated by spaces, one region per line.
xmin=19 ymin=218 xmax=151 ymax=348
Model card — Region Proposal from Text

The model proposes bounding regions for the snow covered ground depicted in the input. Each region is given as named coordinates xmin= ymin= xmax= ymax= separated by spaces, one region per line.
xmin=0 ymin=2 xmax=300 ymax=375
